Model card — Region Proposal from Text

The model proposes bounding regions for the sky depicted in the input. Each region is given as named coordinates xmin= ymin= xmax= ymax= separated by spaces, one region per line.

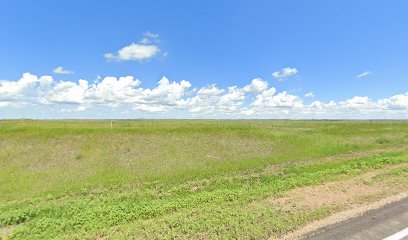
xmin=0 ymin=0 xmax=407 ymax=119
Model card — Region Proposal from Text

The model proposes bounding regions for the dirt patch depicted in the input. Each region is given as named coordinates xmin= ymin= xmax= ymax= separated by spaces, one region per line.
xmin=268 ymin=163 xmax=408 ymax=211
xmin=266 ymin=163 xmax=408 ymax=240
xmin=0 ymin=225 xmax=17 ymax=240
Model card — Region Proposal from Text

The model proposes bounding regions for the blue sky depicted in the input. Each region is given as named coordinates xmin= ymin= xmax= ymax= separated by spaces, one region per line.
xmin=0 ymin=0 xmax=407 ymax=119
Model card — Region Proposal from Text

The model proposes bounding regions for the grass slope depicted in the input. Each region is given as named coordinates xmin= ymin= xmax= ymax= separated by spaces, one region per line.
xmin=0 ymin=120 xmax=407 ymax=239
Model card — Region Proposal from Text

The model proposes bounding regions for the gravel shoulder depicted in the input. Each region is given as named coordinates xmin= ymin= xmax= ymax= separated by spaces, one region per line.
xmin=277 ymin=163 xmax=408 ymax=240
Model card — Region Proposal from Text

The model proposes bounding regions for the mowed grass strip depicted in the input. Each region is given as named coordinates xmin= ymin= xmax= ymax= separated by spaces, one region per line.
xmin=0 ymin=120 xmax=407 ymax=239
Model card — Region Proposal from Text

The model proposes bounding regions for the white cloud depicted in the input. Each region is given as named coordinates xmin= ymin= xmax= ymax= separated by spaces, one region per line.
xmin=356 ymin=71 xmax=372 ymax=78
xmin=341 ymin=96 xmax=370 ymax=108
xmin=105 ymin=32 xmax=161 ymax=62
xmin=196 ymin=84 xmax=224 ymax=96
xmin=243 ymin=78 xmax=268 ymax=94
xmin=217 ymin=86 xmax=245 ymax=109
xmin=41 ymin=80 xmax=88 ymax=104
xmin=0 ymin=101 xmax=13 ymax=107
xmin=310 ymin=100 xmax=336 ymax=110
xmin=117 ymin=44 xmax=159 ymax=61
xmin=141 ymin=77 xmax=191 ymax=103
xmin=310 ymin=101 xmax=324 ymax=109
xmin=0 ymin=72 xmax=407 ymax=119
xmin=179 ymin=84 xmax=248 ymax=115
xmin=53 ymin=66 xmax=74 ymax=74
xmin=272 ymin=67 xmax=298 ymax=80
xmin=241 ymin=108 xmax=255 ymax=116
xmin=0 ymin=73 xmax=41 ymax=101
xmin=105 ymin=44 xmax=159 ymax=62
xmin=39 ymin=76 xmax=53 ymax=90
xmin=378 ymin=93 xmax=408 ymax=110
xmin=252 ymin=89 xmax=303 ymax=108
xmin=133 ymin=104 xmax=167 ymax=113
xmin=61 ymin=105 xmax=87 ymax=112
xmin=85 ymin=76 xmax=142 ymax=106
xmin=304 ymin=92 xmax=315 ymax=98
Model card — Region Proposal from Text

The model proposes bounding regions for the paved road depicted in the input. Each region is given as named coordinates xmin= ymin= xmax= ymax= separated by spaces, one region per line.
xmin=304 ymin=197 xmax=408 ymax=240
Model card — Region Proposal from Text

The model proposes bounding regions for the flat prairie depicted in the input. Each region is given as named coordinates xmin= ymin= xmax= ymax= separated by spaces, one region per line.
xmin=1 ymin=120 xmax=407 ymax=239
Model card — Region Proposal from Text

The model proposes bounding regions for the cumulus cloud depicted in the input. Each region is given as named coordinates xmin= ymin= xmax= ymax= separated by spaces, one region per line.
xmin=179 ymin=85 xmax=245 ymax=115
xmin=378 ymin=93 xmax=408 ymax=110
xmin=243 ymin=78 xmax=268 ymax=94
xmin=53 ymin=66 xmax=74 ymax=74
xmin=196 ymin=84 xmax=224 ymax=96
xmin=356 ymin=71 xmax=372 ymax=78
xmin=0 ymin=73 xmax=51 ymax=102
xmin=252 ymin=89 xmax=303 ymax=108
xmin=110 ymin=44 xmax=159 ymax=61
xmin=0 ymin=72 xmax=407 ymax=119
xmin=310 ymin=100 xmax=336 ymax=110
xmin=85 ymin=76 xmax=142 ymax=106
xmin=340 ymin=96 xmax=371 ymax=108
xmin=272 ymin=67 xmax=298 ymax=80
xmin=41 ymin=80 xmax=88 ymax=104
xmin=105 ymin=32 xmax=161 ymax=62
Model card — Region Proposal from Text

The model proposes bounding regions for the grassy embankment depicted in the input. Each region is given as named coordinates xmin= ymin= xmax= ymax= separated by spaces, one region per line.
xmin=1 ymin=120 xmax=407 ymax=239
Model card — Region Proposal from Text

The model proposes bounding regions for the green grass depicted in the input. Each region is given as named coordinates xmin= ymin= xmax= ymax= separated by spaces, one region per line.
xmin=1 ymin=120 xmax=408 ymax=239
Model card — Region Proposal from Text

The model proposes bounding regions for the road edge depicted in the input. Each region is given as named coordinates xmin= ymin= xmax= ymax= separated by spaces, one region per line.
xmin=281 ymin=192 xmax=408 ymax=240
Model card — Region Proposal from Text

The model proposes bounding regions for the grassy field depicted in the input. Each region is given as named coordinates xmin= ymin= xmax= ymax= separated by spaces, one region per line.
xmin=1 ymin=120 xmax=408 ymax=239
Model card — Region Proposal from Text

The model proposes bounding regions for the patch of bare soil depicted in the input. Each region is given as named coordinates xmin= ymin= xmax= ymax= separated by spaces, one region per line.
xmin=267 ymin=163 xmax=408 ymax=240
xmin=0 ymin=225 xmax=17 ymax=240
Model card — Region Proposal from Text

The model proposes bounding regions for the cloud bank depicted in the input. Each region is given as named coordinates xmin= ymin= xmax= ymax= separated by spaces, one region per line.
xmin=0 ymin=73 xmax=407 ymax=119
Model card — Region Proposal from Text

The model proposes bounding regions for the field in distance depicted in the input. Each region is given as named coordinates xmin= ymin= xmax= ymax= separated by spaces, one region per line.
xmin=1 ymin=120 xmax=408 ymax=239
